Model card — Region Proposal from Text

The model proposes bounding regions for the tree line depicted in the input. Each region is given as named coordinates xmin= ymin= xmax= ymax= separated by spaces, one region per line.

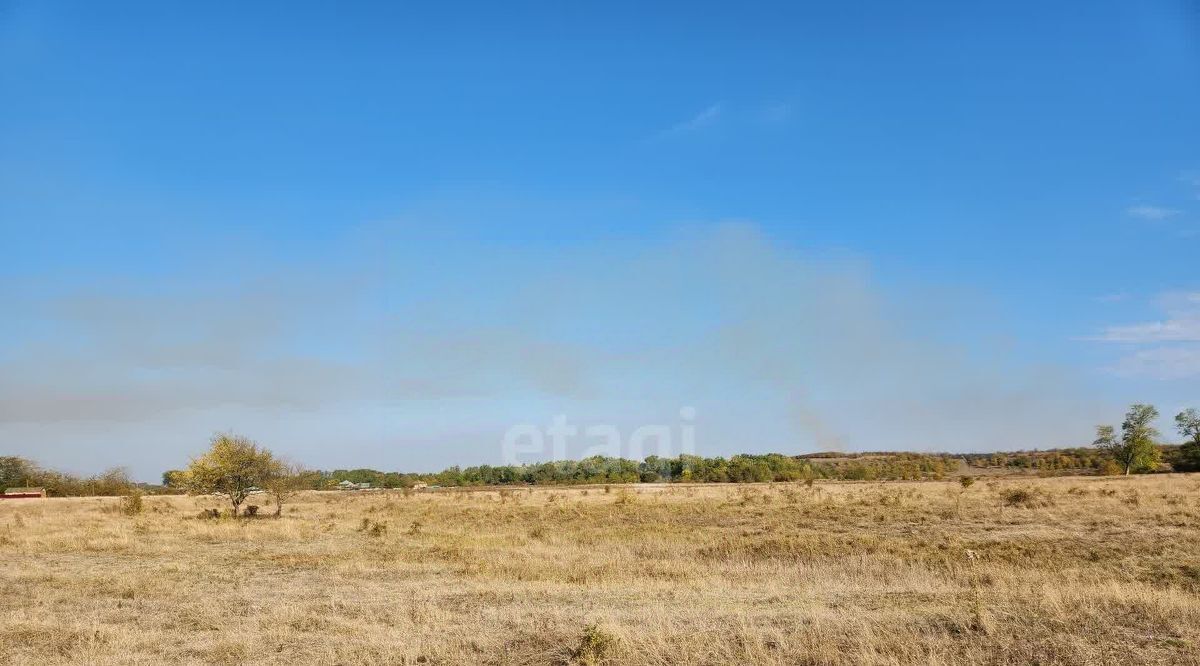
xmin=159 ymin=451 xmax=961 ymax=492
xmin=6 ymin=404 xmax=1200 ymax=510
xmin=272 ymin=405 xmax=1200 ymax=488
xmin=0 ymin=457 xmax=137 ymax=497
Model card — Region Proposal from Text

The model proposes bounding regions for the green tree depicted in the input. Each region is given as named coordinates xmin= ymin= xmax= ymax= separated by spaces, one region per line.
xmin=0 ymin=456 xmax=34 ymax=492
xmin=1094 ymin=404 xmax=1162 ymax=475
xmin=184 ymin=433 xmax=279 ymax=516
xmin=1175 ymin=408 xmax=1200 ymax=472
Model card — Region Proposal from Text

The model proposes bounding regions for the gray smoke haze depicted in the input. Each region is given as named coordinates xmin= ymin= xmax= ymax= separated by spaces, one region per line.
xmin=0 ymin=222 xmax=1110 ymax=479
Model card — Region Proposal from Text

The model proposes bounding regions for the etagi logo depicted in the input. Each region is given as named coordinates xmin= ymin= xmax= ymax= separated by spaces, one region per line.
xmin=501 ymin=407 xmax=697 ymax=465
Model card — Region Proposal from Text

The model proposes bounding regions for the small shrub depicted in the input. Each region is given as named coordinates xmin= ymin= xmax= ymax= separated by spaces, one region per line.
xmin=958 ymin=476 xmax=975 ymax=490
xmin=244 ymin=505 xmax=259 ymax=517
xmin=407 ymin=520 xmax=423 ymax=536
xmin=1099 ymin=460 xmax=1123 ymax=476
xmin=358 ymin=518 xmax=388 ymax=537
xmin=572 ymin=624 xmax=617 ymax=665
xmin=1000 ymin=487 xmax=1053 ymax=509
xmin=119 ymin=492 xmax=144 ymax=516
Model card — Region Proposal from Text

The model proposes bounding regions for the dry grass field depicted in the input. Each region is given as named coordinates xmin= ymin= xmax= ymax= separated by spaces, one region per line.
xmin=3 ymin=475 xmax=1200 ymax=665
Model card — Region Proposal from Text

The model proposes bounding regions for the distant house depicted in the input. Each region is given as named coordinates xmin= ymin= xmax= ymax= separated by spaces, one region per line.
xmin=1 ymin=487 xmax=47 ymax=499
xmin=412 ymin=482 xmax=428 ymax=491
xmin=336 ymin=480 xmax=371 ymax=491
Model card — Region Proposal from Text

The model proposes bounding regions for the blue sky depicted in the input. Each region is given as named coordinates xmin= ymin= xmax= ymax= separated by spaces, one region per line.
xmin=2 ymin=1 xmax=1199 ymax=479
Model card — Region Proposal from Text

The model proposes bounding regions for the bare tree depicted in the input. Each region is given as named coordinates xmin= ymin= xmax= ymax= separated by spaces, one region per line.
xmin=263 ymin=461 xmax=312 ymax=517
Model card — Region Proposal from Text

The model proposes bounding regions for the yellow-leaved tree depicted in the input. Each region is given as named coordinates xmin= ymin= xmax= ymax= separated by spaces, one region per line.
xmin=184 ymin=433 xmax=281 ymax=517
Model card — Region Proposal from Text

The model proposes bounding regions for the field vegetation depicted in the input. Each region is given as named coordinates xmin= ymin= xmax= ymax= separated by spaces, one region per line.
xmin=3 ymin=474 xmax=1200 ymax=665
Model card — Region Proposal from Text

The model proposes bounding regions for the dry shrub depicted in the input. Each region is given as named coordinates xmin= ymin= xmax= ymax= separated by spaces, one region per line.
xmin=1000 ymin=487 xmax=1053 ymax=509
xmin=355 ymin=516 xmax=388 ymax=537
xmin=736 ymin=488 xmax=763 ymax=506
xmin=356 ymin=517 xmax=389 ymax=536
xmin=1099 ymin=460 xmax=1124 ymax=476
xmin=119 ymin=492 xmax=144 ymax=516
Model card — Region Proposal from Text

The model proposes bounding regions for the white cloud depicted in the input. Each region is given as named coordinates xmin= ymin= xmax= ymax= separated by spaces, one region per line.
xmin=1109 ymin=346 xmax=1200 ymax=380
xmin=1094 ymin=320 xmax=1200 ymax=343
xmin=1090 ymin=291 xmax=1200 ymax=378
xmin=1092 ymin=292 xmax=1200 ymax=343
xmin=1126 ymin=204 xmax=1180 ymax=220
xmin=662 ymin=103 xmax=723 ymax=135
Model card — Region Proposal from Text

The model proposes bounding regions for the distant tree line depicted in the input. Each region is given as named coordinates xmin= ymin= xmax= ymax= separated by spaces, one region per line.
xmin=0 ymin=456 xmax=136 ymax=496
xmin=158 ymin=452 xmax=962 ymax=491
xmin=238 ymin=453 xmax=956 ymax=489
xmin=955 ymin=405 xmax=1200 ymax=476
xmin=10 ymin=404 xmax=1200 ymax=499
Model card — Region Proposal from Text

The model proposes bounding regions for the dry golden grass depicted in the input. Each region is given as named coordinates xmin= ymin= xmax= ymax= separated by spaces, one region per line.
xmin=3 ymin=475 xmax=1200 ymax=665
